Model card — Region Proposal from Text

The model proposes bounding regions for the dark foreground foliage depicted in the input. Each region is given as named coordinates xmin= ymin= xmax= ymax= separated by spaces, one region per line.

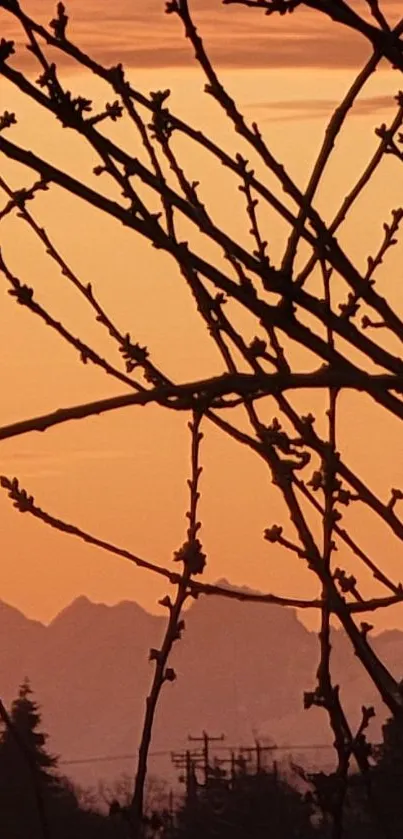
xmin=3 ymin=681 xmax=403 ymax=839
xmin=0 ymin=681 xmax=122 ymax=839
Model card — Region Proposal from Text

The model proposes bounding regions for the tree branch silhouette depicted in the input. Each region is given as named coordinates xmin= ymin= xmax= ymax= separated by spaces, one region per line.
xmin=1 ymin=0 xmax=403 ymax=835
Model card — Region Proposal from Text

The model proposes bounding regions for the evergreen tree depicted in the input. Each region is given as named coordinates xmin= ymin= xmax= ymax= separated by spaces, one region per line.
xmin=0 ymin=678 xmax=58 ymax=781
xmin=0 ymin=680 xmax=123 ymax=838
xmin=0 ymin=678 xmax=60 ymax=838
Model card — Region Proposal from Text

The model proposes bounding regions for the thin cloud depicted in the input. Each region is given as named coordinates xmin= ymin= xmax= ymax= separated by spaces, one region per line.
xmin=244 ymin=94 xmax=397 ymax=120
xmin=2 ymin=0 xmax=401 ymax=69
xmin=1 ymin=449 xmax=134 ymax=465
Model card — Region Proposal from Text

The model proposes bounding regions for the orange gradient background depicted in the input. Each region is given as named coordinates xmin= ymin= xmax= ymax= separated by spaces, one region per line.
xmin=0 ymin=0 xmax=402 ymax=629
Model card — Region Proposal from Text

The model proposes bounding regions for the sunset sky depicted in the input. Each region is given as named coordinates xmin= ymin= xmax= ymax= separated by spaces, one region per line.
xmin=0 ymin=0 xmax=402 ymax=631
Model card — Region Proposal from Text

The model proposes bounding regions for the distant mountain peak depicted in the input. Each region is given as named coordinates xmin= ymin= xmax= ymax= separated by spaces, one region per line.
xmin=0 ymin=599 xmax=45 ymax=630
xmin=48 ymin=594 xmax=156 ymax=631
xmin=48 ymin=595 xmax=95 ymax=626
xmin=0 ymin=593 xmax=402 ymax=788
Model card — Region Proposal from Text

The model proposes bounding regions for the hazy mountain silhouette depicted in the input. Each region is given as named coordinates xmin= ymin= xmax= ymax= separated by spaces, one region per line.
xmin=0 ymin=590 xmax=402 ymax=785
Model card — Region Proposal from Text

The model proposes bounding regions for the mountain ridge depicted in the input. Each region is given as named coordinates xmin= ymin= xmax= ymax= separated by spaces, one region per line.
xmin=0 ymin=593 xmax=401 ymax=786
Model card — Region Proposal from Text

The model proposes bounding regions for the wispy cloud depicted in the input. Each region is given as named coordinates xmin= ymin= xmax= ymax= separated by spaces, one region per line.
xmin=2 ymin=0 xmax=401 ymax=69
xmin=1 ymin=448 xmax=134 ymax=468
xmin=244 ymin=94 xmax=397 ymax=120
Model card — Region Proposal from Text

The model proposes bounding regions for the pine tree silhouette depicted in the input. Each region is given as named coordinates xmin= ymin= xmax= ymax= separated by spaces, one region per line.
xmin=1 ymin=678 xmax=57 ymax=778
xmin=0 ymin=678 xmax=60 ymax=837
xmin=0 ymin=680 xmax=123 ymax=838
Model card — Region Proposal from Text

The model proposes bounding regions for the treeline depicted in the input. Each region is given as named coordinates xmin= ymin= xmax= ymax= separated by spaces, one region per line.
xmin=1 ymin=681 xmax=403 ymax=837
xmin=148 ymin=722 xmax=403 ymax=839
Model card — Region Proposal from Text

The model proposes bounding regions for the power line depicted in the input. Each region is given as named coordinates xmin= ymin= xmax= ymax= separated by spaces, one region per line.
xmin=60 ymin=748 xmax=171 ymax=766
xmin=59 ymin=741 xmax=339 ymax=767
xmin=60 ymin=753 xmax=137 ymax=766
xmin=188 ymin=731 xmax=225 ymax=785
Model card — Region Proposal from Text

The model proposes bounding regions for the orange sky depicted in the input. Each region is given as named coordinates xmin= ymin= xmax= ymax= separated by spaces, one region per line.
xmin=1 ymin=0 xmax=402 ymax=69
xmin=0 ymin=2 xmax=402 ymax=631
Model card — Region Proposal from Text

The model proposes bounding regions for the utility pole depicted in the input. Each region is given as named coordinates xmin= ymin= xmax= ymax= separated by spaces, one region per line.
xmin=239 ymin=739 xmax=277 ymax=774
xmin=168 ymin=789 xmax=175 ymax=829
xmin=188 ymin=731 xmax=225 ymax=786
xmin=209 ymin=749 xmax=238 ymax=788
xmin=171 ymin=749 xmax=201 ymax=801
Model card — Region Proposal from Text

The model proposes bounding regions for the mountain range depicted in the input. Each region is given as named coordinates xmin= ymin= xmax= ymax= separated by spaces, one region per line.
xmin=1 ymin=589 xmax=402 ymax=788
